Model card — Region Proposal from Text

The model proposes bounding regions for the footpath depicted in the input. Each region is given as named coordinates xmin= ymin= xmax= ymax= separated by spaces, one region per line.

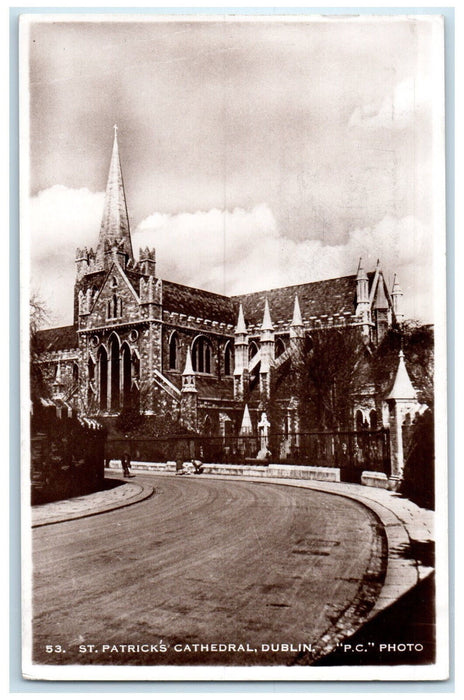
xmin=31 ymin=478 xmax=155 ymax=528
xmin=31 ymin=464 xmax=435 ymax=651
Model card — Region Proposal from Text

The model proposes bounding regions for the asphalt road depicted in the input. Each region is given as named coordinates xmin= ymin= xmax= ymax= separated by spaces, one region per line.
xmin=32 ymin=475 xmax=386 ymax=666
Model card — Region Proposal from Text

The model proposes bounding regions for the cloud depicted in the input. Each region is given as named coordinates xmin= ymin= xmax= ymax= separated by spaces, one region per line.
xmin=135 ymin=208 xmax=433 ymax=322
xmin=29 ymin=185 xmax=105 ymax=326
xmin=348 ymin=78 xmax=429 ymax=130
xmin=29 ymin=186 xmax=434 ymax=327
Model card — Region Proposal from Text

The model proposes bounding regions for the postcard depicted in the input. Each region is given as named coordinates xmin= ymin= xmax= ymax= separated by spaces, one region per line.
xmin=20 ymin=13 xmax=448 ymax=681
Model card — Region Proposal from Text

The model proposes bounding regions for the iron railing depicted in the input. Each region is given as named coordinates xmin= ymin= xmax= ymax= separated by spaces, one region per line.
xmin=106 ymin=428 xmax=390 ymax=483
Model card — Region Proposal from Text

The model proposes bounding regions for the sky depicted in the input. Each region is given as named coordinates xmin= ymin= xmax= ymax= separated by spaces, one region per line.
xmin=25 ymin=15 xmax=444 ymax=327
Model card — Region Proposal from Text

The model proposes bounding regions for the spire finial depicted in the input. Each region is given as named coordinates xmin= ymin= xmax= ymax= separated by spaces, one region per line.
xmin=240 ymin=404 xmax=253 ymax=435
xmin=261 ymin=297 xmax=274 ymax=331
xmin=291 ymin=294 xmax=303 ymax=327
xmin=183 ymin=346 xmax=195 ymax=376
xmin=387 ymin=348 xmax=417 ymax=401
xmin=235 ymin=303 xmax=247 ymax=334
xmin=356 ymin=257 xmax=368 ymax=282
xmin=113 ymin=123 xmax=118 ymax=136
xmin=391 ymin=273 xmax=403 ymax=294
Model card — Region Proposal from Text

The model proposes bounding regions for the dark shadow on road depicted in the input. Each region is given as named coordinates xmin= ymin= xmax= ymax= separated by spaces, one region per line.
xmin=97 ymin=478 xmax=127 ymax=492
xmin=313 ymin=573 xmax=435 ymax=666
xmin=389 ymin=538 xmax=435 ymax=569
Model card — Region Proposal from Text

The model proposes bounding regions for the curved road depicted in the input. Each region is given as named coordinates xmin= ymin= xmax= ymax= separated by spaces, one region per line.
xmin=32 ymin=475 xmax=386 ymax=666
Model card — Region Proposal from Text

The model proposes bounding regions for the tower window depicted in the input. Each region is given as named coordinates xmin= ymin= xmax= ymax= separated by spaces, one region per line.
xmin=107 ymin=294 xmax=122 ymax=319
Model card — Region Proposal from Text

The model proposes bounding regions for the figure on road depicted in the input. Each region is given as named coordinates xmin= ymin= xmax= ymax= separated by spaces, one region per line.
xmin=121 ymin=452 xmax=131 ymax=478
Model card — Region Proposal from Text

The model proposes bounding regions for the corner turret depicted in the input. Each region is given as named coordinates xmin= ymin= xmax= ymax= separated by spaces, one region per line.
xmin=391 ymin=274 xmax=404 ymax=324
xmin=139 ymin=247 xmax=156 ymax=277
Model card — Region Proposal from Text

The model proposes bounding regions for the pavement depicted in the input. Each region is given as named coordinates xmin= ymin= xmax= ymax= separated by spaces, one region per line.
xmin=31 ymin=464 xmax=435 ymax=634
xmin=31 ymin=477 xmax=155 ymax=528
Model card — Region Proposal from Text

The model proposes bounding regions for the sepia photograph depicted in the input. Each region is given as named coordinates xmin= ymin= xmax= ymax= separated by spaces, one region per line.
xmin=20 ymin=13 xmax=448 ymax=681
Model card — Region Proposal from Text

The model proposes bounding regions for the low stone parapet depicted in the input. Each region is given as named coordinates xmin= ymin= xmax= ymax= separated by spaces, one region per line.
xmin=109 ymin=459 xmax=176 ymax=472
xmin=267 ymin=465 xmax=340 ymax=482
xmin=361 ymin=470 xmax=390 ymax=489
xmin=112 ymin=459 xmax=340 ymax=483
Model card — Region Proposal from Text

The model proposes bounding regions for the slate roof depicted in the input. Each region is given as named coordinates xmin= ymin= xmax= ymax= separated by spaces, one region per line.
xmin=233 ymin=273 xmax=375 ymax=328
xmin=36 ymin=272 xmax=377 ymax=353
xmin=162 ymin=280 xmax=238 ymax=325
xmin=35 ymin=325 xmax=79 ymax=352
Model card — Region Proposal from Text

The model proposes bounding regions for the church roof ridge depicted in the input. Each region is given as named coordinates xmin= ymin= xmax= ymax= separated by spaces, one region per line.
xmin=230 ymin=271 xmax=375 ymax=301
xmin=162 ymin=278 xmax=233 ymax=302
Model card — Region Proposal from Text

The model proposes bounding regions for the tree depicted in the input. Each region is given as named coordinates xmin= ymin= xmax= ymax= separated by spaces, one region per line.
xmin=114 ymin=382 xmax=182 ymax=438
xmin=402 ymin=407 xmax=435 ymax=510
xmin=372 ymin=322 xmax=434 ymax=406
xmin=297 ymin=326 xmax=367 ymax=431
xmin=30 ymin=293 xmax=51 ymax=407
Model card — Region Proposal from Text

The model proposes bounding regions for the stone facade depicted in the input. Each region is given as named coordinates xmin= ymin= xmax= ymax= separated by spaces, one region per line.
xmin=35 ymin=129 xmax=411 ymax=445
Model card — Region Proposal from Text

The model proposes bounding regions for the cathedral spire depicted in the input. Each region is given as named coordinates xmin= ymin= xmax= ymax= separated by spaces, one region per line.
xmin=96 ymin=126 xmax=134 ymax=268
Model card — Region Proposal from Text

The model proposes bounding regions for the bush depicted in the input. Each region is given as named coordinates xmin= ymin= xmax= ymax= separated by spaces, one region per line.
xmin=401 ymin=408 xmax=434 ymax=510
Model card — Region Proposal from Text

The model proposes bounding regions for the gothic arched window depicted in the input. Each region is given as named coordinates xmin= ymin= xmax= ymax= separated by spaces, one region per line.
xmin=275 ymin=337 xmax=286 ymax=358
xmin=121 ymin=343 xmax=131 ymax=407
xmin=132 ymin=351 xmax=140 ymax=380
xmin=192 ymin=336 xmax=212 ymax=374
xmin=88 ymin=356 xmax=95 ymax=382
xmin=109 ymin=334 xmax=120 ymax=410
xmin=224 ymin=341 xmax=234 ymax=376
xmin=107 ymin=294 xmax=122 ymax=320
xmin=248 ymin=341 xmax=259 ymax=361
xmin=169 ymin=332 xmax=179 ymax=370
xmin=87 ymin=356 xmax=96 ymax=409
xmin=97 ymin=346 xmax=108 ymax=411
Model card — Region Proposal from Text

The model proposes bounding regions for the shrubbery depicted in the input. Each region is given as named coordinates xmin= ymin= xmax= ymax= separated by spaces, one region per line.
xmin=401 ymin=408 xmax=435 ymax=510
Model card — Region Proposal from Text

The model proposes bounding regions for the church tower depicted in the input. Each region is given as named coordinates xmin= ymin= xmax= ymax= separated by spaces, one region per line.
xmin=74 ymin=126 xmax=163 ymax=417
xmin=74 ymin=126 xmax=137 ymax=322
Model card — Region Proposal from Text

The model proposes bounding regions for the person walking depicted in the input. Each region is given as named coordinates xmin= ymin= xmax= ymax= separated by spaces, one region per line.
xmin=121 ymin=452 xmax=131 ymax=478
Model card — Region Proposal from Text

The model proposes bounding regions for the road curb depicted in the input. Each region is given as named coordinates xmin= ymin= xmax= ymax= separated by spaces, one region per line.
xmin=187 ymin=472 xmax=434 ymax=663
xmin=110 ymin=468 xmax=432 ymax=615
xmin=31 ymin=481 xmax=155 ymax=528
xmin=199 ymin=474 xmax=430 ymax=604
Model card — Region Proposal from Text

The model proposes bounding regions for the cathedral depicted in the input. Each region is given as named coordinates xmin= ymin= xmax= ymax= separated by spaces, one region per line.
xmin=34 ymin=128 xmax=407 ymax=448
